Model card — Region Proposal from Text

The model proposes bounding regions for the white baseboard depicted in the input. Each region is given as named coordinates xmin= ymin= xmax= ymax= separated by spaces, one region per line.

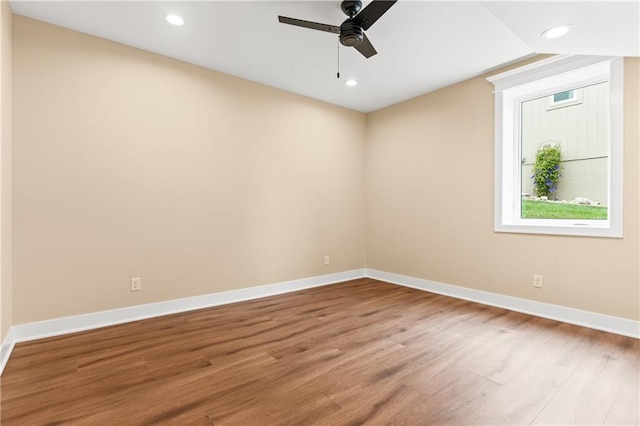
xmin=366 ymin=268 xmax=640 ymax=339
xmin=2 ymin=267 xmax=637 ymax=375
xmin=1 ymin=327 xmax=16 ymax=374
xmin=10 ymin=269 xmax=366 ymax=346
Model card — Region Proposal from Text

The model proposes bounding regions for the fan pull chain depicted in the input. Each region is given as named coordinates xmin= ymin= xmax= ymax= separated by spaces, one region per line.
xmin=337 ymin=38 xmax=340 ymax=79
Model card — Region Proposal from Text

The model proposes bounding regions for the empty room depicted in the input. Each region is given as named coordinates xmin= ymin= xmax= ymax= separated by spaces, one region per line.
xmin=0 ymin=0 xmax=639 ymax=424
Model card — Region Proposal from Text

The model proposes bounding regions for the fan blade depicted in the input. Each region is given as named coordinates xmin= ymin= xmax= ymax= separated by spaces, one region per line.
xmin=278 ymin=16 xmax=340 ymax=34
xmin=354 ymin=32 xmax=377 ymax=58
xmin=352 ymin=0 xmax=397 ymax=31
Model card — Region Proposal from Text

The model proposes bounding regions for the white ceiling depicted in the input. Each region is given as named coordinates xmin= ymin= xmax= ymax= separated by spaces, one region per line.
xmin=9 ymin=1 xmax=640 ymax=112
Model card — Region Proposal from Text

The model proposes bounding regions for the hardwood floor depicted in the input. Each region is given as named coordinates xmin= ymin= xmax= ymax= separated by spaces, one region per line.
xmin=1 ymin=278 xmax=638 ymax=425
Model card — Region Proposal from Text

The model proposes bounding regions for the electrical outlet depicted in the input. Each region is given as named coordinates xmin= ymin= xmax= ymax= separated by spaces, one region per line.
xmin=533 ymin=274 xmax=543 ymax=289
xmin=324 ymin=256 xmax=330 ymax=266
xmin=130 ymin=277 xmax=141 ymax=292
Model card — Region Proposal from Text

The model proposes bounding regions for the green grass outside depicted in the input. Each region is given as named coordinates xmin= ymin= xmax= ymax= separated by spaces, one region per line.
xmin=521 ymin=200 xmax=608 ymax=220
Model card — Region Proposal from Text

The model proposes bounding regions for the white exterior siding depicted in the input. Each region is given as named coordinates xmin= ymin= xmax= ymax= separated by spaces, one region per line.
xmin=521 ymin=81 xmax=609 ymax=204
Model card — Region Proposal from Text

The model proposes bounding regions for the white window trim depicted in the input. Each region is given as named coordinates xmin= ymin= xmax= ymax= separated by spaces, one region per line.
xmin=487 ymin=55 xmax=624 ymax=238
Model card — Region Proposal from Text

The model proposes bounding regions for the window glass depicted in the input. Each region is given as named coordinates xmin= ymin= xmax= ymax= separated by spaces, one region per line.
xmin=553 ymin=90 xmax=574 ymax=103
xmin=521 ymin=82 xmax=609 ymax=221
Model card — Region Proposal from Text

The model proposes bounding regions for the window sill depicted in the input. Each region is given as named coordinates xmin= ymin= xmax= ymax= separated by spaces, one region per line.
xmin=494 ymin=222 xmax=622 ymax=238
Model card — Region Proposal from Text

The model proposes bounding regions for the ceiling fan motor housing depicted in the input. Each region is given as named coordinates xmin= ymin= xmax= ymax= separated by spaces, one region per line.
xmin=340 ymin=20 xmax=364 ymax=46
xmin=340 ymin=0 xmax=362 ymax=17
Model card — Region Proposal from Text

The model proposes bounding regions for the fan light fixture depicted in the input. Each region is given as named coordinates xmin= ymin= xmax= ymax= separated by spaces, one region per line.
xmin=166 ymin=14 xmax=184 ymax=26
xmin=345 ymin=79 xmax=358 ymax=87
xmin=541 ymin=25 xmax=571 ymax=39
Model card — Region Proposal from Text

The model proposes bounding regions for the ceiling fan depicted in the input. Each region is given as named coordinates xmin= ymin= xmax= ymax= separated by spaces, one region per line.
xmin=278 ymin=0 xmax=397 ymax=59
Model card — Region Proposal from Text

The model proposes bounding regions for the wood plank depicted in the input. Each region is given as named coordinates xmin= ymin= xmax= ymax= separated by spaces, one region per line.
xmin=462 ymin=360 xmax=573 ymax=424
xmin=1 ymin=278 xmax=638 ymax=425
xmin=314 ymin=381 xmax=426 ymax=426
xmin=391 ymin=371 xmax=502 ymax=424
xmin=604 ymin=349 xmax=640 ymax=425
xmin=532 ymin=332 xmax=639 ymax=425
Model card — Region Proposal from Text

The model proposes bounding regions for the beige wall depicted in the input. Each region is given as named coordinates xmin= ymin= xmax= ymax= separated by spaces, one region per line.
xmin=366 ymin=58 xmax=639 ymax=321
xmin=1 ymin=0 xmax=13 ymax=341
xmin=12 ymin=16 xmax=366 ymax=323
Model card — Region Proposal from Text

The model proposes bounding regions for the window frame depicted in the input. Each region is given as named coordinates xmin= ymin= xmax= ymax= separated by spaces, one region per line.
xmin=487 ymin=55 xmax=624 ymax=238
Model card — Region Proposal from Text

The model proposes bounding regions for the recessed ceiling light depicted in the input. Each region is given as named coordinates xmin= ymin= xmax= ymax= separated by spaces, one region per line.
xmin=166 ymin=14 xmax=184 ymax=26
xmin=345 ymin=79 xmax=358 ymax=87
xmin=541 ymin=25 xmax=571 ymax=39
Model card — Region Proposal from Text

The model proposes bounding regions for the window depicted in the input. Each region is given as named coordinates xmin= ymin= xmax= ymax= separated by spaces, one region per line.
xmin=547 ymin=88 xmax=582 ymax=109
xmin=554 ymin=90 xmax=574 ymax=103
xmin=487 ymin=55 xmax=623 ymax=238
